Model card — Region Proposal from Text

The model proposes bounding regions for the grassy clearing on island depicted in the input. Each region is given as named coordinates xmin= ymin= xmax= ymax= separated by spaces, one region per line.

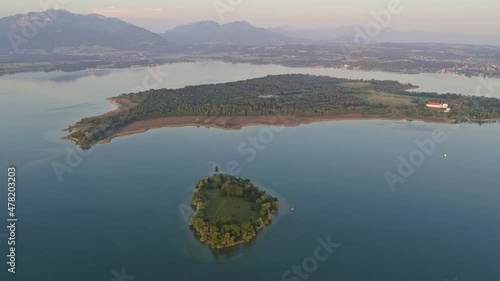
xmin=200 ymin=189 xmax=258 ymax=223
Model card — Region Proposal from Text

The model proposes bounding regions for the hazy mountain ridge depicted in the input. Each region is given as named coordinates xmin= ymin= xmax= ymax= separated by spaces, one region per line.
xmin=0 ymin=9 xmax=170 ymax=54
xmin=163 ymin=20 xmax=303 ymax=45
xmin=270 ymin=26 xmax=500 ymax=46
xmin=2 ymin=9 xmax=499 ymax=56
xmin=0 ymin=10 xmax=498 ymax=78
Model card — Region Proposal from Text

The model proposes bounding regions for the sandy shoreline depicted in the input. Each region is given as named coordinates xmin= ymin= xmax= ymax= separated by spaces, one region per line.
xmin=94 ymin=114 xmax=454 ymax=145
xmin=64 ymin=97 xmax=136 ymax=132
xmin=66 ymin=97 xmax=500 ymax=147
xmin=102 ymin=97 xmax=137 ymax=117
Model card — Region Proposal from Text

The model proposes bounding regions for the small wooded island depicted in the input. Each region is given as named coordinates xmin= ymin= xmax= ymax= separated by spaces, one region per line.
xmin=64 ymin=74 xmax=500 ymax=149
xmin=189 ymin=173 xmax=279 ymax=249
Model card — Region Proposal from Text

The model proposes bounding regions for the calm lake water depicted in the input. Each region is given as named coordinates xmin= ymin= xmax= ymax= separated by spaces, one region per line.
xmin=1 ymin=62 xmax=499 ymax=281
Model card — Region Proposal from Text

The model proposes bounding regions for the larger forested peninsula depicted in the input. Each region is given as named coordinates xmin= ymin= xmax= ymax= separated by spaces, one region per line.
xmin=64 ymin=74 xmax=500 ymax=149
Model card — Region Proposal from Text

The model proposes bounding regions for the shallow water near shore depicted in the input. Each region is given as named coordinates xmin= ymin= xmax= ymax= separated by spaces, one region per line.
xmin=1 ymin=62 xmax=499 ymax=281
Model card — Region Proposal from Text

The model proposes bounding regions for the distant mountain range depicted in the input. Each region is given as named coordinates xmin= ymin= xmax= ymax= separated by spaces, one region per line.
xmin=270 ymin=26 xmax=500 ymax=46
xmin=163 ymin=20 xmax=302 ymax=45
xmin=0 ymin=9 xmax=169 ymax=54
xmin=0 ymin=9 xmax=499 ymax=56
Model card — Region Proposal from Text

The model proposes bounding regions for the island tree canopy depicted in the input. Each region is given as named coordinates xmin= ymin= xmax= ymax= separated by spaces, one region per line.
xmin=189 ymin=174 xmax=279 ymax=249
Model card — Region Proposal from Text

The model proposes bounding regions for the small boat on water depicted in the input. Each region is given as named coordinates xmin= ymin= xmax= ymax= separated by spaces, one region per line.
xmin=290 ymin=205 xmax=295 ymax=211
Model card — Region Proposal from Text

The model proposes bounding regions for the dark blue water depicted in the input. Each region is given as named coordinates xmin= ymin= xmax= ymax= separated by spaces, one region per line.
xmin=1 ymin=63 xmax=499 ymax=281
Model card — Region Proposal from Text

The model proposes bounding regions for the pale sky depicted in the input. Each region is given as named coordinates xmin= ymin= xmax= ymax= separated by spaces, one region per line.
xmin=2 ymin=0 xmax=499 ymax=35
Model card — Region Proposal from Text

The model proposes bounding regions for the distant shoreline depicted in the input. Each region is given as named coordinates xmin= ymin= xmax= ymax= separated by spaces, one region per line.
xmin=2 ymin=59 xmax=500 ymax=79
